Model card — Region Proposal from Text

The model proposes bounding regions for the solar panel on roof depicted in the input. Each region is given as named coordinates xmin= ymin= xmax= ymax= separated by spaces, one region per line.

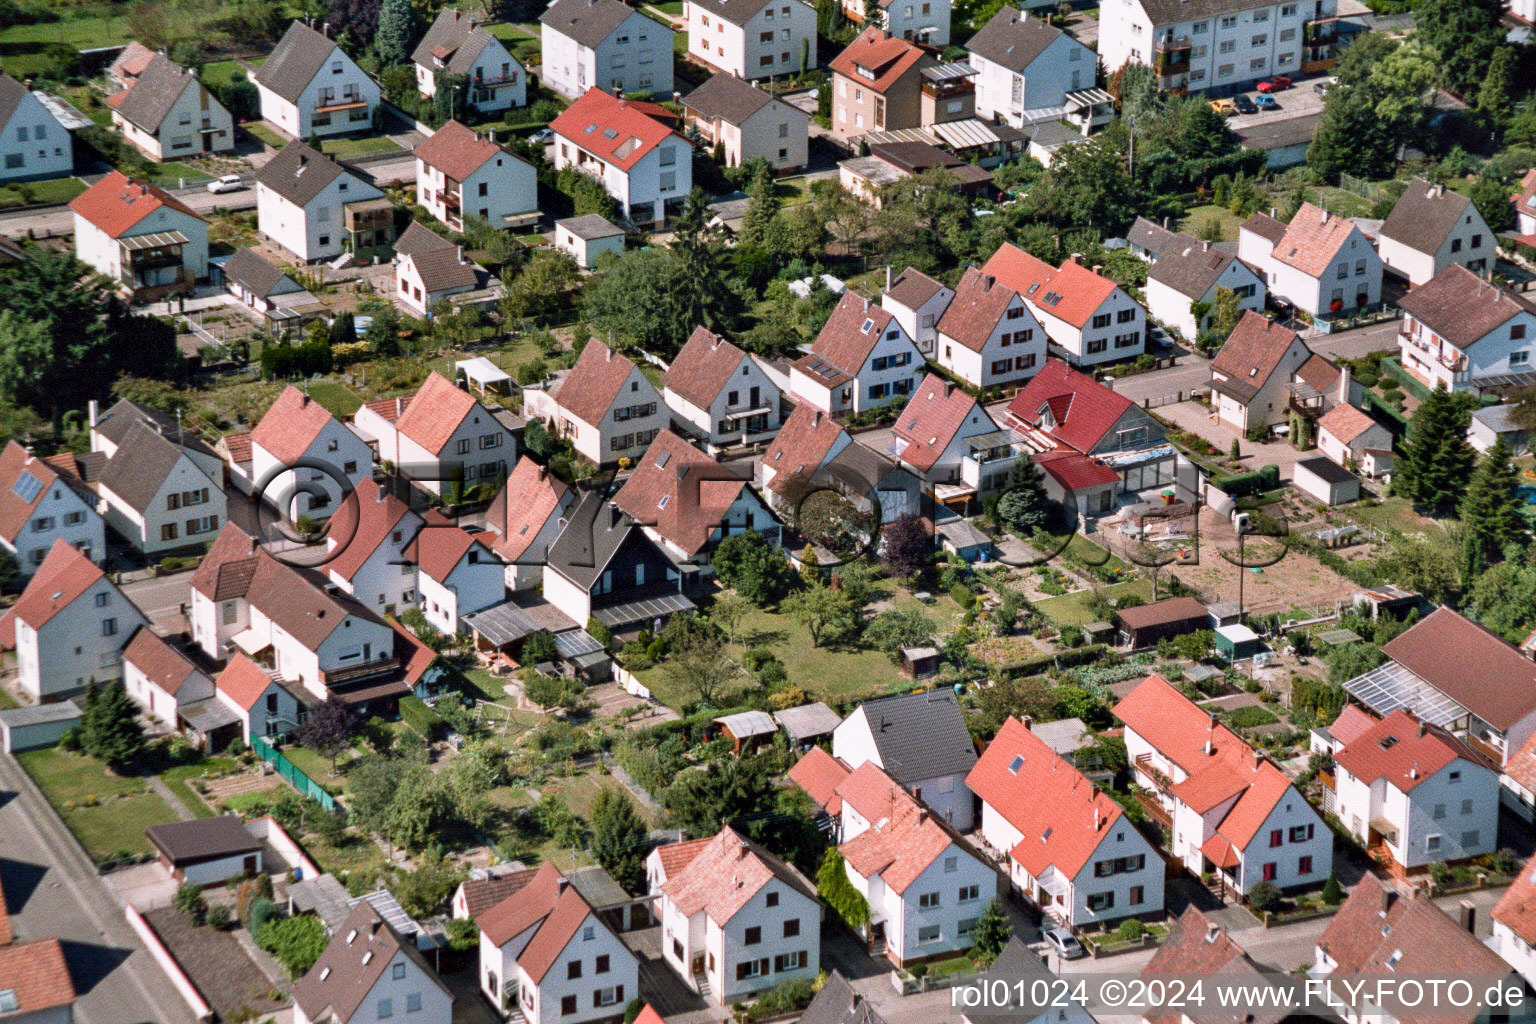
xmin=11 ymin=471 xmax=41 ymax=503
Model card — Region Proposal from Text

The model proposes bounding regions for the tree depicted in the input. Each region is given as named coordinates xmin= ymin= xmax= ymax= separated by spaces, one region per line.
xmin=817 ymin=848 xmax=870 ymax=932
xmin=501 ymin=249 xmax=579 ymax=323
xmin=783 ymin=583 xmax=857 ymax=647
xmin=1025 ymin=134 xmax=1142 ymax=234
xmin=996 ymin=457 xmax=1055 ymax=536
xmin=217 ymin=72 xmax=260 ymax=122
xmin=1395 ymin=384 xmax=1476 ymax=517
xmin=299 ymin=695 xmax=362 ymax=771
xmin=1321 ymin=873 xmax=1344 ymax=905
xmin=256 ymin=914 xmax=330 ymax=977
xmin=431 ymin=71 xmax=469 ymax=123
xmin=589 ymin=788 xmax=647 ymax=891
xmin=522 ymin=630 xmax=559 ymax=665
xmin=712 ymin=531 xmax=797 ymax=605
xmin=327 ymin=0 xmax=382 ymax=48
xmin=373 ymin=0 xmax=417 ymax=66
xmin=1470 ymin=172 xmax=1517 ymax=233
xmin=328 ymin=311 xmax=356 ymax=348
xmin=1458 ymin=437 xmax=1526 ymax=579
xmin=969 ymin=898 xmax=1010 ymax=965
xmin=709 ymin=592 xmax=750 ymax=642
xmin=880 ymin=513 xmax=932 ymax=578
xmin=1469 ymin=559 xmax=1536 ymax=640
xmin=737 ymin=161 xmax=779 ymax=251
xmin=663 ymin=755 xmax=777 ymax=838
xmin=79 ymin=681 xmax=145 ymax=769
xmin=863 ymin=607 xmax=936 ymax=659
xmin=1247 ymin=880 xmax=1282 ymax=913
xmin=663 ymin=629 xmax=741 ymax=704
xmin=1207 ymin=287 xmax=1243 ymax=339
xmin=1414 ymin=0 xmax=1504 ymax=98
xmin=1309 ymin=34 xmax=1435 ymax=180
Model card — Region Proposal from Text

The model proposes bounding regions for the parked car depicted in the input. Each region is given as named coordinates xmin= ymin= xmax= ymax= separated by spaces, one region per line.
xmin=1312 ymin=77 xmax=1336 ymax=95
xmin=1256 ymin=75 xmax=1293 ymax=92
xmin=1255 ymin=94 xmax=1279 ymax=110
xmin=529 ymin=127 xmax=555 ymax=143
xmin=1208 ymin=98 xmax=1237 ymax=116
xmin=1234 ymin=94 xmax=1257 ymax=114
xmin=1045 ymin=927 xmax=1087 ymax=960
xmin=207 ymin=174 xmax=244 ymax=194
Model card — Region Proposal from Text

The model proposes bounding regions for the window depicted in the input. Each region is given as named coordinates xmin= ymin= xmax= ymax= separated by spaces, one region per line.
xmin=918 ymin=925 xmax=941 ymax=943
xmin=958 ymin=884 xmax=980 ymax=902
xmin=1253 ymin=9 xmax=1267 ymax=20
xmin=774 ymin=951 xmax=808 ymax=972
xmin=1426 ymin=834 xmax=1442 ymax=854
xmin=737 ymin=961 xmax=766 ymax=980
xmin=583 ymin=925 xmax=595 ymax=941
xmin=745 ymin=926 xmax=761 ymax=945
xmin=379 ymin=1001 xmax=394 ymax=1019
xmin=1433 ymin=803 xmax=1446 ymax=820
xmin=944 ymin=856 xmax=959 ymax=872
xmin=764 ymin=890 xmax=780 ymax=908
xmin=1218 ymin=64 xmax=1234 ymax=77
xmin=1289 ymin=824 xmax=1313 ymax=843
xmin=1451 ymin=237 xmax=1462 ymax=253
xmin=406 ymin=993 xmax=421 ymax=1013
xmin=64 ymin=511 xmax=83 ymax=525
xmin=568 ymin=961 xmax=582 ymax=980
xmin=596 ymin=955 xmax=610 ymax=974
xmin=1251 ymin=33 xmax=1266 ymax=45
xmin=1262 ymin=862 xmax=1277 ymax=881
xmin=1129 ymin=886 xmax=1144 ymax=905
xmin=1337 ymin=263 xmax=1349 ymax=280
xmin=1449 ymin=770 xmax=1461 ymax=782
xmin=919 ymin=892 xmax=940 ymax=909
xmin=1472 ymin=234 xmax=1483 ymax=248
xmin=1092 ymin=312 xmax=1112 ymax=328
xmin=457 ymin=438 xmax=472 ymax=454
xmin=561 ymin=996 xmax=578 ymax=1016
xmin=1220 ymin=14 xmax=1237 ymax=27
xmin=1461 ymin=830 xmax=1480 ymax=848
xmin=393 ymin=963 xmax=406 ymax=980
xmin=1279 ymin=26 xmax=1295 ymax=39
xmin=1117 ymin=307 xmax=1137 ymax=323
xmin=95 ymin=592 xmax=109 ymax=608
xmin=1087 ymin=892 xmax=1116 ymax=911
xmin=1219 ymin=39 xmax=1235 ymax=53
xmin=991 ymin=359 xmax=1012 ymax=375
xmin=1249 ymin=57 xmax=1266 ymax=69
xmin=1354 ymin=258 xmax=1367 ymax=276
xmin=782 ymin=918 xmax=800 ymax=938
xmin=102 ymin=617 xmax=118 ymax=637
xmin=31 ymin=516 xmax=53 ymax=532
xmin=660 ymin=172 xmax=677 ymax=190
xmin=1086 ymin=339 xmax=1107 ymax=354
xmin=1513 ymin=351 xmax=1530 ymax=367
xmin=595 ymin=988 xmax=623 ymax=1007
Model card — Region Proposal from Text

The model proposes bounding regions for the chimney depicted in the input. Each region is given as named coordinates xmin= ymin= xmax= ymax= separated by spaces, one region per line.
xmin=1205 ymin=923 xmax=1221 ymax=943
xmin=1022 ymin=715 xmax=1031 ymax=731
xmin=557 ymin=876 xmax=569 ymax=893
xmin=610 ymin=502 xmax=622 ymax=528
xmin=1202 ymin=240 xmax=1209 ymax=252
xmin=1336 ymin=362 xmax=1351 ymax=405
xmin=88 ymin=399 xmax=98 ymax=428
xmin=1417 ymin=718 xmax=1427 ymax=738
xmin=1409 ymin=762 xmax=1419 ymax=780
xmin=1270 ymin=207 xmax=1277 ymax=219
xmin=981 ymin=273 xmax=995 ymax=291
xmin=1458 ymin=900 xmax=1476 ymax=934
xmin=376 ymin=481 xmax=388 ymax=503
xmin=322 ymin=20 xmax=332 ymax=36
xmin=300 ymin=392 xmax=310 ymax=407
xmin=1092 ymin=264 xmax=1103 ymax=275
xmin=606 ymin=346 xmax=614 ymax=361
xmin=458 ymin=245 xmax=465 ymax=263
xmin=1253 ymin=748 xmax=1262 ymax=770
xmin=1380 ymin=884 xmax=1396 ymax=916
xmin=1093 ymin=806 xmax=1101 ymax=831
xmin=396 ymin=397 xmax=404 ymax=417
xmin=812 ymin=410 xmax=822 ymax=427
xmin=886 ymin=265 xmax=893 ymax=291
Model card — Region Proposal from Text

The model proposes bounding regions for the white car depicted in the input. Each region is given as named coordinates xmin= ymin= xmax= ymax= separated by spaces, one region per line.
xmin=207 ymin=174 xmax=244 ymax=194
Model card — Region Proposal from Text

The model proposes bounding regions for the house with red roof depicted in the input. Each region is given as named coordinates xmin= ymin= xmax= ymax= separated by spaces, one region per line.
xmin=523 ymin=340 xmax=665 ymax=467
xmin=249 ymin=385 xmax=375 ymax=520
xmin=884 ymin=374 xmax=1001 ymax=512
xmin=406 ymin=511 xmax=504 ymax=633
xmin=482 ymin=456 xmax=574 ymax=591
xmin=647 ymin=827 xmax=820 ymax=1004
xmin=0 ymin=934 xmax=75 ymax=1024
xmin=1238 ymin=203 xmax=1382 ymax=318
xmin=1114 ymin=674 xmax=1330 ymax=897
xmin=828 ymin=29 xmax=945 ymax=139
xmin=550 ymin=89 xmax=689 ymax=226
xmin=0 ymin=439 xmax=105 ymax=576
xmin=933 ymin=266 xmax=1046 ymax=389
xmin=1516 ymin=168 xmax=1536 ymax=239
xmin=476 ymin=862 xmax=640 ymax=1024
xmin=663 ymin=327 xmax=784 ymax=449
xmin=1493 ymin=856 xmax=1536 ymax=987
xmin=1316 ymin=402 xmax=1392 ymax=470
xmin=968 ymin=716 xmax=1164 ymax=928
xmin=1328 ymin=709 xmax=1498 ymax=875
xmin=353 ymin=371 xmax=517 ymax=498
xmin=70 ymin=170 xmax=207 ymax=301
xmin=1208 ymin=310 xmax=1316 ymax=432
xmin=0 ymin=540 xmax=147 ymax=703
xmin=322 ymin=482 xmax=424 ymax=612
xmin=122 ymin=626 xmax=214 ymax=729
xmin=214 ymin=652 xmax=310 ymax=742
xmin=981 ymin=243 xmax=1146 ymax=367
xmin=789 ymin=291 xmax=923 ymax=416
xmin=414 ymin=119 xmax=536 ymax=233
xmin=1395 ymin=264 xmax=1536 ymax=395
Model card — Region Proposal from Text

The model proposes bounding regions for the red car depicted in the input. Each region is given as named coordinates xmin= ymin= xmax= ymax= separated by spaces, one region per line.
xmin=1256 ymin=76 xmax=1293 ymax=92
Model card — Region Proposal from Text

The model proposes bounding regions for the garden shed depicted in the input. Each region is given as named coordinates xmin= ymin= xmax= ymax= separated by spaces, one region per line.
xmin=1115 ymin=596 xmax=1210 ymax=649
xmin=1214 ymin=623 xmax=1264 ymax=662
xmin=0 ymin=699 xmax=81 ymax=753
xmin=899 ymin=646 xmax=940 ymax=679
xmin=715 ymin=710 xmax=778 ymax=754
xmin=146 ymin=815 xmax=263 ymax=886
xmin=1294 ymin=456 xmax=1360 ymax=506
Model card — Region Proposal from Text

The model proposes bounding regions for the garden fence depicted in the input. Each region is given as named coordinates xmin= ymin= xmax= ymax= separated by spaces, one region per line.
xmin=250 ymin=736 xmax=338 ymax=812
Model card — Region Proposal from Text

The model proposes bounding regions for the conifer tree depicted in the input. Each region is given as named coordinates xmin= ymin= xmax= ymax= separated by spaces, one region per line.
xmin=1458 ymin=436 xmax=1526 ymax=580
xmin=1395 ymin=384 xmax=1474 ymax=517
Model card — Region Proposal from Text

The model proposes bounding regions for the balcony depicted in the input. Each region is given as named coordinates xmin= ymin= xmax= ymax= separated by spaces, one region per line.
xmin=322 ymin=655 xmax=401 ymax=688
xmin=920 ymin=61 xmax=977 ymax=101
xmin=315 ymin=94 xmax=367 ymax=113
xmin=1154 ymin=35 xmax=1191 ymax=70
xmin=344 ymin=197 xmax=394 ymax=232
xmin=1303 ymin=17 xmax=1337 ymax=43
xmin=1134 ymin=752 xmax=1176 ymax=794
xmin=473 ymin=70 xmax=519 ymax=87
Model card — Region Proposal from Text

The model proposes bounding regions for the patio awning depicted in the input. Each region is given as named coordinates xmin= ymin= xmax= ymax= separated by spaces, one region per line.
xmin=591 ymin=592 xmax=696 ymax=629
xmin=464 ymin=602 xmax=543 ymax=648
xmin=121 ymin=230 xmax=189 ymax=250
xmin=1344 ymin=660 xmax=1468 ymax=728
xmin=179 ymin=697 xmax=240 ymax=733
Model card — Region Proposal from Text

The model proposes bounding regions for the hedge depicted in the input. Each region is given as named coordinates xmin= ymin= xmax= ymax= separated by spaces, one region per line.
xmin=1214 ymin=464 xmax=1279 ymax=498
xmin=399 ymin=696 xmax=443 ymax=740
xmin=1378 ymin=356 xmax=1431 ymax=402
xmin=999 ymin=644 xmax=1112 ymax=677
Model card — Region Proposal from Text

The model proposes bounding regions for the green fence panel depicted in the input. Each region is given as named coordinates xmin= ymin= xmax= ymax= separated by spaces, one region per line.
xmin=251 ymin=736 xmax=337 ymax=811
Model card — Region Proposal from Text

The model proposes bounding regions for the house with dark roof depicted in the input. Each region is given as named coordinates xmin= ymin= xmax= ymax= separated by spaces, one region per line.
xmin=934 ymin=265 xmax=1046 ymax=389
xmin=541 ymin=0 xmax=672 ymax=100
xmin=355 ymin=371 xmax=518 ymax=497
xmin=838 ymin=0 xmax=950 ymax=45
xmin=248 ymin=385 xmax=375 ymax=520
xmin=219 ymin=247 xmax=311 ymax=325
xmin=482 ymin=457 xmax=574 ymax=591
xmin=663 ymin=327 xmax=783 ymax=449
xmin=970 ymin=716 xmax=1163 ymax=927
xmin=981 ymin=243 xmax=1146 ymax=367
xmin=146 ymin=814 xmax=263 ymax=885
xmin=829 ymin=28 xmax=943 ymax=139
xmin=413 ymin=119 xmax=536 ymax=233
xmin=1115 ymin=674 xmax=1330 ymax=896
xmin=683 ymin=0 xmax=817 ymax=81
xmin=92 ymin=421 xmax=225 ymax=556
xmin=255 ymin=141 xmax=387 ymax=262
xmin=385 ymin=222 xmax=482 ymax=315
xmin=523 ymin=340 xmax=665 ymax=467
xmin=680 ymin=73 xmax=809 ymax=172
xmin=254 ymin=21 xmax=380 ymax=140
xmin=70 ymin=170 xmax=207 ymax=300
xmin=295 ymin=900 xmax=453 ymax=1024
xmin=789 ymin=291 xmax=923 ymax=416
xmin=1208 ymin=310 xmax=1315 ymax=432
xmin=554 ymin=214 xmax=625 ymax=270
xmin=831 ymin=688 xmax=978 ymax=829
xmin=1237 ymin=203 xmax=1381 ymax=318
xmin=122 ymin=626 xmax=214 ymax=730
xmin=882 ymin=374 xmax=1001 ymax=512
xmin=550 ymin=89 xmax=689 ymax=226
xmin=0 ymin=540 xmax=147 ymax=702
xmin=1378 ymin=177 xmax=1494 ymax=286
xmin=106 ymin=53 xmax=233 ymax=161
xmin=476 ymin=862 xmax=638 ymax=1024
xmin=1493 ymin=856 xmax=1536 ymax=987
xmin=799 ymin=971 xmax=892 ymax=1024
xmin=758 ymin=402 xmax=923 ymax=524
xmin=413 ymin=8 xmax=526 ymax=113
xmin=1144 ymin=235 xmax=1266 ymax=343
xmin=1395 ymin=265 xmax=1536 ymax=395
xmin=0 ymin=73 xmax=70 ymax=182
xmin=0 ymin=440 xmax=104 ymax=576
xmin=880 ymin=265 xmax=954 ymax=355
xmin=646 ymin=827 xmax=820 ymax=1004
xmin=966 ymin=7 xmax=1100 ymax=130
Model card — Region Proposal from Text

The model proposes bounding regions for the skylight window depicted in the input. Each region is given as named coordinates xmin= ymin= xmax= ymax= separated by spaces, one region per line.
xmin=584 ymin=123 xmax=598 ymax=134
xmin=603 ymin=128 xmax=618 ymax=139
xmin=861 ymin=318 xmax=874 ymax=333
xmin=0 ymin=991 xmax=17 ymax=1014
xmin=11 ymin=471 xmax=40 ymax=503
xmin=658 ymin=495 xmax=671 ymax=509
xmin=1008 ymin=755 xmax=1024 ymax=774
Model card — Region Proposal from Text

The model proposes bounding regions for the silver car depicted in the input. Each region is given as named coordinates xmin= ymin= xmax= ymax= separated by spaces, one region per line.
xmin=1044 ymin=927 xmax=1087 ymax=960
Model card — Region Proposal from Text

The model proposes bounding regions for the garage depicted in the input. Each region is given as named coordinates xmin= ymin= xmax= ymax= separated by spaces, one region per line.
xmin=0 ymin=700 xmax=82 ymax=753
xmin=146 ymin=816 xmax=264 ymax=886
xmin=1293 ymin=456 xmax=1360 ymax=506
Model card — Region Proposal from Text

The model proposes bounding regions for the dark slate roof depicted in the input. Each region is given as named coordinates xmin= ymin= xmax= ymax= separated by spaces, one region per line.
xmin=255 ymin=140 xmax=347 ymax=207
xmin=256 ymin=22 xmax=341 ymax=103
xmin=540 ymin=0 xmax=641 ymax=48
xmin=1128 ymin=215 xmax=1181 ymax=258
xmin=223 ymin=246 xmax=299 ymax=300
xmin=98 ymin=423 xmax=188 ymax=513
xmin=988 ymin=936 xmax=1055 ymax=983
xmin=685 ymin=0 xmax=777 ymax=27
xmin=546 ymin=489 xmax=646 ymax=590
xmin=408 ymin=246 xmax=479 ymax=294
xmin=93 ymin=397 xmax=218 ymax=459
xmin=145 ymin=815 xmax=261 ymax=863
xmin=852 ymin=689 xmax=977 ymax=783
xmin=412 ymin=7 xmax=501 ymax=75
xmin=1148 ymin=237 xmax=1243 ymax=299
xmin=965 ymin=6 xmax=1063 ymax=72
xmin=1296 ymin=455 xmax=1355 ymax=486
xmin=0 ymin=74 xmax=29 ymax=128
xmin=1379 ymin=176 xmax=1477 ymax=254
xmin=292 ymin=901 xmax=451 ymax=1024
xmin=682 ymin=73 xmax=776 ymax=125
xmin=112 ymin=54 xmax=198 ymax=133
xmin=395 ymin=220 xmax=457 ymax=257
xmin=798 ymin=972 xmax=891 ymax=1024
xmin=558 ymin=213 xmax=624 ymax=240
xmin=1135 ymin=0 xmax=1285 ymax=23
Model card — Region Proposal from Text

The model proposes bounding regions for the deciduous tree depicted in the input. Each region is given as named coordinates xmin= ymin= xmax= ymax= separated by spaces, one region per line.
xmin=299 ymin=695 xmax=362 ymax=771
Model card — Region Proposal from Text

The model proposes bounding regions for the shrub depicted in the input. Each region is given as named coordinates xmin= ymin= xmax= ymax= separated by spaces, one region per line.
xmin=1321 ymin=873 xmax=1344 ymax=905
xmin=174 ymin=882 xmax=207 ymax=925
xmin=207 ymin=904 xmax=233 ymax=930
xmin=247 ymin=896 xmax=279 ymax=935
xmin=1116 ymin=918 xmax=1148 ymax=942
xmin=256 ymin=914 xmax=329 ymax=977
xmin=446 ymin=918 xmax=479 ymax=952
xmin=950 ymin=583 xmax=976 ymax=609
xmin=908 ymin=963 xmax=929 ymax=980
xmin=747 ymin=978 xmax=815 ymax=1020
xmin=399 ymin=696 xmax=443 ymax=740
xmin=587 ymin=618 xmax=612 ymax=649
xmin=1247 ymin=880 xmax=1282 ymax=913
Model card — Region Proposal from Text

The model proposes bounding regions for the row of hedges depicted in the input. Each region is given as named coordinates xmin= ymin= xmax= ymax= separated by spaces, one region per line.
xmin=1378 ymin=356 xmax=1431 ymax=402
xmin=1214 ymin=464 xmax=1280 ymax=498
xmin=399 ymin=696 xmax=444 ymax=740
xmin=999 ymin=643 xmax=1112 ymax=678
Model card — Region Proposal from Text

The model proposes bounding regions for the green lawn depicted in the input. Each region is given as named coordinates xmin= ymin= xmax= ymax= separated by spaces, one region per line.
xmin=651 ymin=0 xmax=684 ymax=14
xmin=201 ymin=58 xmax=264 ymax=88
xmin=145 ymin=162 xmax=210 ymax=185
xmin=1178 ymin=204 xmax=1242 ymax=243
xmin=320 ymin=135 xmax=405 ymax=159
xmin=302 ymin=830 xmax=389 ymax=881
xmin=0 ymin=688 xmax=15 ymax=710
xmin=161 ymin=758 xmax=238 ymax=819
xmin=0 ymin=11 xmax=130 ymax=74
xmin=279 ymin=744 xmax=354 ymax=796
xmin=486 ymin=21 xmax=539 ymax=43
xmin=244 ymin=122 xmax=288 ymax=149
xmin=1033 ymin=577 xmax=1157 ymax=627
xmin=0 ymin=177 xmax=86 ymax=209
xmin=17 ymin=749 xmax=179 ymax=861
xmin=306 ymin=380 xmax=363 ymax=416
xmin=67 ymin=793 xmax=180 ymax=861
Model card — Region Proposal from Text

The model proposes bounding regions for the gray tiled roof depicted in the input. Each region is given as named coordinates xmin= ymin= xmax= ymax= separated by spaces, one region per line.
xmin=965 ymin=6 xmax=1063 ymax=72
xmin=98 ymin=423 xmax=189 ymax=514
xmin=256 ymin=22 xmax=341 ymax=103
xmin=1379 ymin=176 xmax=1476 ymax=255
xmin=255 ymin=140 xmax=347 ymax=207
xmin=682 ymin=72 xmax=776 ymax=125
xmin=412 ymin=7 xmax=503 ymax=75
xmin=540 ymin=0 xmax=641 ymax=49
xmin=799 ymin=972 xmax=891 ymax=1024
xmin=111 ymin=54 xmax=201 ymax=133
xmin=0 ymin=74 xmax=28 ymax=129
xmin=1148 ymin=237 xmax=1241 ymax=299
xmin=222 ymin=247 xmax=298 ymax=299
xmin=851 ymin=688 xmax=977 ymax=783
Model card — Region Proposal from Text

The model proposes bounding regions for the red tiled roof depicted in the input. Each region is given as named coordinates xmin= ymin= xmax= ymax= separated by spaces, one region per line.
xmin=189 ymin=523 xmax=261 ymax=600
xmin=891 ymin=374 xmax=992 ymax=473
xmin=1294 ymin=353 xmax=1341 ymax=394
xmin=1332 ymin=709 xmax=1493 ymax=793
xmin=323 ymin=484 xmax=417 ymax=583
xmin=413 ymin=119 xmax=504 ymax=180
xmin=664 ymin=326 xmax=752 ymax=411
xmin=69 ymin=170 xmax=201 ymax=239
xmin=122 ymin=627 xmax=201 ymax=697
xmin=788 ymin=747 xmax=851 ymax=815
xmin=251 ymin=385 xmax=343 ymax=464
xmin=219 ymin=430 xmax=253 ymax=466
xmin=552 ymin=340 xmax=645 ymax=427
xmin=1493 ymin=853 xmax=1536 ymax=945
xmin=654 ymin=836 xmax=713 ymax=883
xmin=968 ymin=716 xmax=1126 ymax=880
xmin=1516 ymin=168 xmax=1536 ymax=221
xmin=935 ymin=267 xmax=1023 ymax=352
xmin=1397 ymin=264 xmax=1536 ymax=353
xmin=633 ymin=1007 xmax=666 ymax=1024
xmin=1270 ymin=203 xmax=1360 ymax=278
xmin=0 ymin=871 xmax=11 ymax=944
xmin=477 ymin=863 xmax=609 ymax=983
xmin=834 ymin=761 xmax=959 ymax=894
xmin=660 ymin=827 xmax=816 ymax=925
xmin=394 ymin=371 xmax=481 ymax=456
xmin=1317 ymin=403 xmax=1380 ymax=446
xmin=1033 ymin=450 xmax=1118 ymax=491
xmin=0 ymin=938 xmax=75 ymax=1015
xmin=763 ymin=402 xmax=847 ymax=496
xmin=459 ymin=869 xmax=540 ymax=919
xmin=1382 ymin=607 xmax=1536 ymax=732
xmin=808 ymin=291 xmax=903 ymax=379
xmin=362 ymin=396 xmax=408 ymax=423
xmin=1007 ymin=359 xmax=1134 ymax=453
xmin=611 ymin=430 xmax=749 ymax=557
xmin=485 ymin=456 xmax=570 ymax=563
xmin=828 ymin=28 xmax=930 ymax=95
xmin=1327 ymin=705 xmax=1378 ymax=747
xmin=1210 ymin=310 xmax=1303 ymax=388
xmin=982 ymin=244 xmax=1118 ymax=330
xmin=392 ymin=617 xmax=439 ymax=688
xmin=215 ymin=653 xmax=275 ymax=712
xmin=0 ymin=540 xmax=106 ymax=648
xmin=404 ymin=510 xmax=490 ymax=582
xmin=551 ymin=88 xmax=679 ymax=172
xmin=0 ymin=440 xmax=66 ymax=545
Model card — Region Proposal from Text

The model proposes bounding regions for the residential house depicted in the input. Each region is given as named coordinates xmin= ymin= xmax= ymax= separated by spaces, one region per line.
xmin=758 ymin=402 xmax=923 ymax=525
xmin=0 ymin=540 xmax=147 ymax=702
xmin=293 ymin=900 xmax=453 ymax=1024
xmin=255 ymin=141 xmax=388 ymax=262
xmin=249 ymin=385 xmax=375 ymax=520
xmin=789 ymin=292 xmax=923 ymax=416
xmin=0 ymin=440 xmax=104 ymax=574
xmin=1097 ymin=0 xmax=1340 ymax=94
xmin=540 ymin=0 xmax=673 ymax=100
xmin=966 ymin=7 xmax=1103 ymax=131
xmin=550 ymin=90 xmax=689 ymax=226
xmin=70 ymin=171 xmax=208 ymax=300
xmin=555 ymin=214 xmax=626 ymax=270
xmin=452 ymin=867 xmax=539 ymax=920
xmin=981 ymin=244 xmax=1147 ymax=366
xmin=107 ymin=43 xmax=157 ymax=89
xmin=522 ymin=340 xmax=665 ymax=466
xmin=476 ymin=862 xmax=639 ymax=1024
xmin=880 ymin=266 xmax=953 ymax=356
xmin=219 ymin=247 xmax=311 ymax=324
xmin=838 ymin=0 xmax=950 ymax=45
xmin=1144 ymin=236 xmax=1266 ymax=343
xmin=414 ymin=119 xmax=537 ymax=232
xmin=407 ymin=513 xmax=504 ymax=633
xmin=1141 ymin=908 xmax=1297 ymax=1024
xmin=1127 ymin=215 xmax=1182 ymax=260
xmin=832 ymin=688 xmax=977 ymax=830
xmin=963 ymin=941 xmax=1101 ymax=1024
xmin=93 ymin=423 xmax=224 ymax=556
xmin=839 ymin=142 xmax=995 ymax=205
xmin=1238 ymin=204 xmax=1382 ymax=318
xmin=798 ymin=972 xmax=891 ymax=1024
xmin=322 ymin=483 xmax=424 ymax=614
xmin=933 ymin=266 xmax=1046 ymax=389
xmin=684 ymin=0 xmax=816 ymax=80
xmin=829 ymin=29 xmax=945 ymax=139
xmin=482 ymin=457 xmax=574 ymax=591
xmin=355 ymin=372 xmax=517 ymax=496
xmin=612 ymin=429 xmax=779 ymax=573
xmin=648 ymin=827 xmax=820 ymax=1004
xmin=1327 ymin=709 xmax=1499 ymax=875
xmin=413 ymin=8 xmax=526 ymax=113
xmin=663 ymin=326 xmax=783 ymax=449
xmin=1493 ymin=857 xmax=1536 ymax=988
xmin=1516 ymin=169 xmax=1536 ymax=237
xmin=0 ymin=927 xmax=73 ymax=1024
xmin=1115 ymin=674 xmax=1331 ymax=897
xmin=1468 ymin=404 xmax=1531 ymax=455
xmin=680 ymin=73 xmax=809 ymax=172
xmin=392 ymin=224 xmax=481 ymax=316
xmin=1377 ymin=177 xmax=1495 ymax=286
xmin=1208 ymin=311 xmax=1314 ymax=432
xmin=122 ymin=627 xmax=214 ymax=729
xmin=885 ymin=374 xmax=1001 ymax=513
xmin=0 ymin=73 xmax=71 ymax=182
xmin=106 ymin=53 xmax=233 ymax=161
xmin=1396 ymin=265 xmax=1536 ymax=394
xmin=1316 ymin=403 xmax=1391 ymax=470
xmin=254 ymin=22 xmax=381 ymax=139
xmin=969 ymin=716 xmax=1164 ymax=928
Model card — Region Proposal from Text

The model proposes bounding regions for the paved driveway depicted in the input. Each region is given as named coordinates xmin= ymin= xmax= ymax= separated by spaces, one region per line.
xmin=1108 ymin=354 xmax=1213 ymax=407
